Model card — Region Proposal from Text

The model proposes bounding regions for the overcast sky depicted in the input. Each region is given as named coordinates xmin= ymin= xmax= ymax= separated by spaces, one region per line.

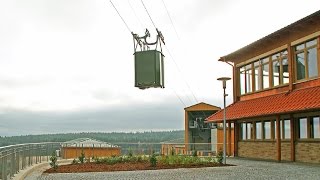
xmin=0 ymin=0 xmax=319 ymax=136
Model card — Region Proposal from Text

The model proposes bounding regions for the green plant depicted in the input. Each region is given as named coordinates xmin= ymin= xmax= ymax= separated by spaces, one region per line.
xmin=49 ymin=152 xmax=58 ymax=170
xmin=137 ymin=155 xmax=143 ymax=162
xmin=72 ymin=159 xmax=79 ymax=164
xmin=171 ymin=147 xmax=175 ymax=156
xmin=78 ymin=152 xmax=85 ymax=164
xmin=192 ymin=150 xmax=198 ymax=157
xmin=128 ymin=147 xmax=133 ymax=157
xmin=149 ymin=153 xmax=157 ymax=167
xmin=216 ymin=150 xmax=223 ymax=164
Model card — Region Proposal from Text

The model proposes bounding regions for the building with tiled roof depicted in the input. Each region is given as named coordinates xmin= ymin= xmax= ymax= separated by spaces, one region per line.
xmin=61 ymin=138 xmax=120 ymax=159
xmin=206 ymin=10 xmax=320 ymax=163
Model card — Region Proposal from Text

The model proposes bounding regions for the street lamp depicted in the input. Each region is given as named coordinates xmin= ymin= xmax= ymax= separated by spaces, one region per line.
xmin=217 ymin=77 xmax=231 ymax=164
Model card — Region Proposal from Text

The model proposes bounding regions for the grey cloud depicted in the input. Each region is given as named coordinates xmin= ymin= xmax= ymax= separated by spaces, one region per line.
xmin=0 ymin=100 xmax=184 ymax=136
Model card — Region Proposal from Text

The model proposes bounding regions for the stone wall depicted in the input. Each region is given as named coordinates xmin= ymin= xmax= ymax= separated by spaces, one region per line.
xmin=295 ymin=142 xmax=320 ymax=163
xmin=238 ymin=141 xmax=277 ymax=160
xmin=281 ymin=142 xmax=291 ymax=161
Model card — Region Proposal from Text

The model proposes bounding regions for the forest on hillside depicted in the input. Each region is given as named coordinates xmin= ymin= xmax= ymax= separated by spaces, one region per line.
xmin=0 ymin=130 xmax=184 ymax=147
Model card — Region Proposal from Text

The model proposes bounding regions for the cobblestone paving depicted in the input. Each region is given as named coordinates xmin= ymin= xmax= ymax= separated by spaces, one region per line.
xmin=29 ymin=158 xmax=320 ymax=180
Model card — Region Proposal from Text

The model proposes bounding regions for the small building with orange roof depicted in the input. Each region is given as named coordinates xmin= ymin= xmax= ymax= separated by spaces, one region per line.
xmin=184 ymin=102 xmax=234 ymax=156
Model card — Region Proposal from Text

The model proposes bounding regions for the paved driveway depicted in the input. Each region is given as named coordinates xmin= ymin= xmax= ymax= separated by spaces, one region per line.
xmin=28 ymin=158 xmax=320 ymax=180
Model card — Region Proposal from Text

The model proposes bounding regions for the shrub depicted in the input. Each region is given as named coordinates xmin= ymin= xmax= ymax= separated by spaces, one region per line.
xmin=192 ymin=150 xmax=198 ymax=157
xmin=72 ymin=159 xmax=79 ymax=164
xmin=49 ymin=152 xmax=58 ymax=170
xmin=149 ymin=153 xmax=157 ymax=167
xmin=128 ymin=147 xmax=133 ymax=157
xmin=78 ymin=152 xmax=85 ymax=164
xmin=216 ymin=151 xmax=223 ymax=164
xmin=171 ymin=147 xmax=175 ymax=156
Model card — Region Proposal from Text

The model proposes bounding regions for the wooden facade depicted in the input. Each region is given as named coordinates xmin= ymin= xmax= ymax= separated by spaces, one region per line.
xmin=62 ymin=147 xmax=121 ymax=159
xmin=207 ymin=10 xmax=320 ymax=163
xmin=60 ymin=138 xmax=121 ymax=159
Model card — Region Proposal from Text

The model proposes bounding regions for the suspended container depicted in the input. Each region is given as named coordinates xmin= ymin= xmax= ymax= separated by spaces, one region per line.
xmin=134 ymin=50 xmax=164 ymax=89
xmin=132 ymin=29 xmax=165 ymax=90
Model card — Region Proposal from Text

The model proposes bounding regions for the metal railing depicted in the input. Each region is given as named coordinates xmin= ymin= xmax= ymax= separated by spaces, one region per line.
xmin=113 ymin=142 xmax=235 ymax=156
xmin=0 ymin=142 xmax=235 ymax=179
xmin=0 ymin=142 xmax=61 ymax=180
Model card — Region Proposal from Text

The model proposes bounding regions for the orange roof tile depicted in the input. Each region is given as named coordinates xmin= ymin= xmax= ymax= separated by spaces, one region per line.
xmin=206 ymin=86 xmax=320 ymax=122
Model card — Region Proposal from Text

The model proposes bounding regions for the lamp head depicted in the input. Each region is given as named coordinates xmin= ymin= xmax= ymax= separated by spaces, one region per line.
xmin=217 ymin=77 xmax=231 ymax=89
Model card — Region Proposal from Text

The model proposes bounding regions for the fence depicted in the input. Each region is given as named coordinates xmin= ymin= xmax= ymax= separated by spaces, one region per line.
xmin=0 ymin=142 xmax=61 ymax=180
xmin=59 ymin=142 xmax=234 ymax=158
xmin=113 ymin=142 xmax=234 ymax=157
xmin=0 ymin=142 xmax=234 ymax=179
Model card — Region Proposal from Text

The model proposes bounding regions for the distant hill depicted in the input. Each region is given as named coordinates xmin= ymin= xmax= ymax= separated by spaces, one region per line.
xmin=0 ymin=130 xmax=184 ymax=147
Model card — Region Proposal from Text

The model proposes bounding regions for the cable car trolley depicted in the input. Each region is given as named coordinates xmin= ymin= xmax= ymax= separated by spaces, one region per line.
xmin=132 ymin=28 xmax=165 ymax=90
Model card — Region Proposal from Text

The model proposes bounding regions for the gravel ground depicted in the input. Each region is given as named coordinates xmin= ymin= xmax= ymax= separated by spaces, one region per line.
xmin=27 ymin=158 xmax=320 ymax=180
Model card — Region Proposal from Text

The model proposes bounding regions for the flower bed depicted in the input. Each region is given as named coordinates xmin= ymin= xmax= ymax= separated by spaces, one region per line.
xmin=45 ymin=153 xmax=232 ymax=173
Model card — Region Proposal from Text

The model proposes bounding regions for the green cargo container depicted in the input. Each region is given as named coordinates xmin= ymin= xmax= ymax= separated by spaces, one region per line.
xmin=134 ymin=50 xmax=164 ymax=89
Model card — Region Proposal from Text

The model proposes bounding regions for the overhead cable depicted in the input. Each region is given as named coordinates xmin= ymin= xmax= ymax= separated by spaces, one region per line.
xmin=140 ymin=0 xmax=157 ymax=29
xmin=127 ymin=0 xmax=144 ymax=30
xmin=110 ymin=0 xmax=132 ymax=33
xmin=161 ymin=0 xmax=180 ymax=40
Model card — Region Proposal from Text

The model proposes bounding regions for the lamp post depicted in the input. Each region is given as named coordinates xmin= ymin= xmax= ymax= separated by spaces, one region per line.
xmin=217 ymin=77 xmax=231 ymax=164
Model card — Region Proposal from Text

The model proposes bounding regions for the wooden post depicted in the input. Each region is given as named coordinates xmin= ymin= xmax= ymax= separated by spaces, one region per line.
xmin=185 ymin=110 xmax=189 ymax=152
xmin=228 ymin=121 xmax=232 ymax=156
xmin=290 ymin=115 xmax=295 ymax=162
xmin=234 ymin=121 xmax=238 ymax=156
xmin=276 ymin=116 xmax=281 ymax=162
xmin=288 ymin=43 xmax=293 ymax=91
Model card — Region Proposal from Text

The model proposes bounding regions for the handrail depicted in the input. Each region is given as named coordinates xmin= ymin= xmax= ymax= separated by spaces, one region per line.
xmin=0 ymin=142 xmax=61 ymax=180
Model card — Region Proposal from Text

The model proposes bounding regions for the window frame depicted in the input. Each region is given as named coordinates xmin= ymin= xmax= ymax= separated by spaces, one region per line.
xmin=310 ymin=116 xmax=320 ymax=139
xmin=271 ymin=50 xmax=289 ymax=86
xmin=294 ymin=38 xmax=318 ymax=82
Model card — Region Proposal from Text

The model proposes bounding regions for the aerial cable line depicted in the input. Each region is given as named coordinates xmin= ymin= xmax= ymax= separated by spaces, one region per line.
xmin=110 ymin=0 xmax=132 ymax=34
xmin=161 ymin=0 xmax=180 ymax=40
xmin=127 ymin=0 xmax=144 ymax=30
xmin=140 ymin=0 xmax=198 ymax=104
xmin=140 ymin=0 xmax=157 ymax=30
xmin=110 ymin=0 xmax=199 ymax=106
xmin=110 ymin=0 xmax=212 ymax=126
xmin=158 ymin=2 xmax=210 ymax=119
xmin=164 ymin=46 xmax=199 ymax=104
xmin=138 ymin=1 xmax=212 ymax=124
xmin=170 ymin=88 xmax=187 ymax=108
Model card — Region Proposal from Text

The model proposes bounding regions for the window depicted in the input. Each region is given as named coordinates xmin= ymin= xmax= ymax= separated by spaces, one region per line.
xmin=299 ymin=118 xmax=308 ymax=139
xmin=256 ymin=122 xmax=262 ymax=139
xmin=238 ymin=49 xmax=290 ymax=95
xmin=273 ymin=120 xmax=283 ymax=139
xmin=262 ymin=58 xmax=270 ymax=89
xmin=271 ymin=50 xmax=288 ymax=86
xmin=311 ymin=116 xmax=320 ymax=138
xmin=241 ymin=123 xmax=246 ymax=140
xmin=246 ymin=65 xmax=253 ymax=94
xmin=247 ymin=122 xmax=253 ymax=140
xmin=264 ymin=121 xmax=271 ymax=139
xmin=254 ymin=58 xmax=270 ymax=91
xmin=295 ymin=39 xmax=318 ymax=81
xmin=283 ymin=120 xmax=290 ymax=139
xmin=254 ymin=61 xmax=262 ymax=91
xmin=240 ymin=122 xmax=253 ymax=140
xmin=239 ymin=64 xmax=253 ymax=95
xmin=240 ymin=67 xmax=246 ymax=95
